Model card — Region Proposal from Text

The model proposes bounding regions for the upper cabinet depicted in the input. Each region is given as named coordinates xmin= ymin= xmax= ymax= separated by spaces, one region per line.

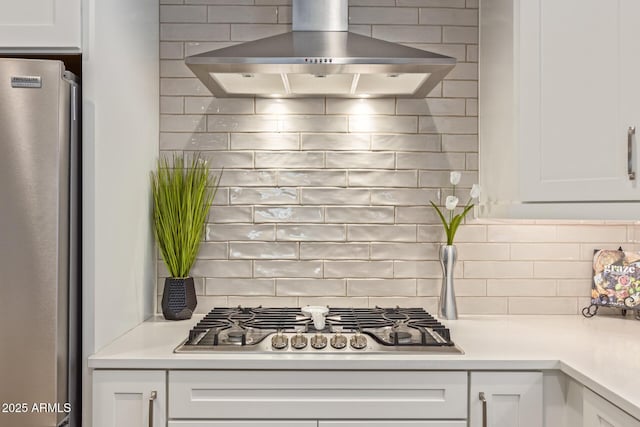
xmin=0 ymin=0 xmax=81 ymax=52
xmin=479 ymin=0 xmax=640 ymax=219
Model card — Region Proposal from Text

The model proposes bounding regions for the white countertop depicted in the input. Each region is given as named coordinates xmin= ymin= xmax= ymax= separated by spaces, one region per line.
xmin=89 ymin=314 xmax=640 ymax=419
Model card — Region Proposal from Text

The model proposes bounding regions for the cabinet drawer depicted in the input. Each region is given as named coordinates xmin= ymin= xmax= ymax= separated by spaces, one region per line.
xmin=169 ymin=371 xmax=467 ymax=420
xmin=320 ymin=422 xmax=466 ymax=427
xmin=169 ymin=422 xmax=316 ymax=427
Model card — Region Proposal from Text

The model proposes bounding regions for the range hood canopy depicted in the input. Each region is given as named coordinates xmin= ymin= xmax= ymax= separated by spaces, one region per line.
xmin=185 ymin=0 xmax=456 ymax=98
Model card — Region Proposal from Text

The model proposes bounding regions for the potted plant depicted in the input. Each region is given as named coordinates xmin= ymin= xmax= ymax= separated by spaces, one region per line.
xmin=430 ymin=171 xmax=480 ymax=320
xmin=152 ymin=154 xmax=221 ymax=320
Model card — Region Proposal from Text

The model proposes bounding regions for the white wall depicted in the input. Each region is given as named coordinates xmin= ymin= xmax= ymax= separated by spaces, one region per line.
xmin=82 ymin=0 xmax=159 ymax=424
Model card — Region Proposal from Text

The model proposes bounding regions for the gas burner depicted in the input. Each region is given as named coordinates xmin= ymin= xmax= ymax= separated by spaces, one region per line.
xmin=175 ymin=307 xmax=462 ymax=354
xmin=390 ymin=331 xmax=412 ymax=344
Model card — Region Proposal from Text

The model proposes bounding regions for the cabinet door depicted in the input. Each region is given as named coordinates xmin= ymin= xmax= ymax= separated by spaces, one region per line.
xmin=0 ymin=0 xmax=80 ymax=51
xmin=470 ymin=372 xmax=543 ymax=427
xmin=519 ymin=0 xmax=638 ymax=202
xmin=583 ymin=389 xmax=640 ymax=427
xmin=93 ymin=370 xmax=166 ymax=427
xmin=320 ymin=422 xmax=466 ymax=426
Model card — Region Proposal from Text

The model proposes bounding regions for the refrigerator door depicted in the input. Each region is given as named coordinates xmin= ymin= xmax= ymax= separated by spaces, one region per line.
xmin=0 ymin=58 xmax=72 ymax=426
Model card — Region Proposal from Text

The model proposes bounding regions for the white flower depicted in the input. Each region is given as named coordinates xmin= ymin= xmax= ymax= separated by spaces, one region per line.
xmin=445 ymin=195 xmax=459 ymax=210
xmin=449 ymin=171 xmax=461 ymax=186
xmin=470 ymin=184 xmax=481 ymax=199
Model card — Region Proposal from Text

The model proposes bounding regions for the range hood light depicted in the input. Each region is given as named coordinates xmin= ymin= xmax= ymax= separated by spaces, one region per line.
xmin=186 ymin=0 xmax=456 ymax=98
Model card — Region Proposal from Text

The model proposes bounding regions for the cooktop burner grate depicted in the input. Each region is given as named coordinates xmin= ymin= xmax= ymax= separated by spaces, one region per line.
xmin=176 ymin=306 xmax=462 ymax=354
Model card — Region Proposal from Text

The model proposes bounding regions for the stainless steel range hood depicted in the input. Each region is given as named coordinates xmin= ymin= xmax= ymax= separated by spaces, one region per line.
xmin=185 ymin=0 xmax=456 ymax=98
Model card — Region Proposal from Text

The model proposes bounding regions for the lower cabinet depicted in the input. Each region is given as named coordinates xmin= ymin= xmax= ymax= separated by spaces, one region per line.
xmin=469 ymin=372 xmax=543 ymax=427
xmin=583 ymin=388 xmax=640 ymax=427
xmin=93 ymin=370 xmax=166 ymax=427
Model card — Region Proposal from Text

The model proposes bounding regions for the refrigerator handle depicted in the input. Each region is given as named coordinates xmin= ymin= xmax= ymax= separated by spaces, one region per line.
xmin=65 ymin=71 xmax=81 ymax=427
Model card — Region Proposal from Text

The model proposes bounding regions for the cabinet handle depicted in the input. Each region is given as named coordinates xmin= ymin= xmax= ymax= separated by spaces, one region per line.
xmin=479 ymin=392 xmax=487 ymax=427
xmin=629 ymin=126 xmax=636 ymax=180
xmin=148 ymin=390 xmax=157 ymax=427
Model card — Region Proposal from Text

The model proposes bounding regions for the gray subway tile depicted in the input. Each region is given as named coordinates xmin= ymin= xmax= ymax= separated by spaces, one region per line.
xmin=277 ymin=225 xmax=346 ymax=241
xmin=230 ymin=187 xmax=298 ymax=204
xmin=396 ymin=152 xmax=466 ymax=170
xmin=324 ymin=261 xmax=394 ymax=278
xmin=371 ymin=189 xmax=439 ymax=205
xmin=278 ymin=170 xmax=347 ymax=187
xmin=349 ymin=115 xmax=417 ymax=133
xmin=348 ymin=170 xmax=417 ymax=187
xmin=301 ymin=188 xmax=370 ymax=205
xmin=326 ymin=207 xmax=395 ymax=224
xmin=206 ymin=278 xmax=275 ymax=295
xmin=206 ymin=224 xmax=276 ymax=241
xmin=255 ymin=152 xmax=324 ymax=168
xmin=219 ymin=170 xmax=277 ymax=187
xmin=349 ymin=6 xmax=419 ymax=24
xmin=191 ymin=260 xmax=252 ymax=277
xmin=326 ymin=99 xmax=395 ymax=115
xmin=207 ymin=5 xmax=278 ymax=23
xmin=230 ymin=242 xmax=298 ymax=259
xmin=256 ymin=98 xmax=324 ymax=114
xmin=371 ymin=243 xmax=439 ymax=260
xmin=301 ymin=133 xmax=370 ymax=150
xmin=255 ymin=206 xmax=323 ymax=223
xmin=276 ymin=279 xmax=346 ymax=296
xmin=371 ymin=134 xmax=440 ymax=152
xmin=348 ymin=225 xmax=417 ymax=242
xmin=326 ymin=152 xmax=395 ymax=169
xmin=255 ymin=261 xmax=323 ymax=278
xmin=300 ymin=243 xmax=370 ymax=260
xmin=185 ymin=97 xmax=254 ymax=114
xmin=231 ymin=133 xmax=299 ymax=150
xmin=160 ymin=23 xmax=230 ymax=41
xmin=347 ymin=279 xmax=417 ymax=296
xmin=208 ymin=206 xmax=253 ymax=223
xmin=161 ymin=132 xmax=229 ymax=151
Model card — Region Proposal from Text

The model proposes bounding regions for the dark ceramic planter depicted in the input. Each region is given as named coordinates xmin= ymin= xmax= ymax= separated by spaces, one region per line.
xmin=161 ymin=277 xmax=197 ymax=320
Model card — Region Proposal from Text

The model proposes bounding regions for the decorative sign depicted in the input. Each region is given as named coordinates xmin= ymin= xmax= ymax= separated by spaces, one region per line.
xmin=592 ymin=249 xmax=640 ymax=308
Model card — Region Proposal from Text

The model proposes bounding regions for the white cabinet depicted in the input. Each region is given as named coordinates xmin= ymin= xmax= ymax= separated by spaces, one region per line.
xmin=93 ymin=370 xmax=166 ymax=427
xmin=469 ymin=372 xmax=543 ymax=427
xmin=0 ymin=0 xmax=81 ymax=51
xmin=479 ymin=0 xmax=640 ymax=218
xmin=583 ymin=389 xmax=640 ymax=427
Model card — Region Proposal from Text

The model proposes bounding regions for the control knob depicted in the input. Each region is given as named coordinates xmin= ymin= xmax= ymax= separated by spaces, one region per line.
xmin=271 ymin=331 xmax=288 ymax=350
xmin=350 ymin=331 xmax=367 ymax=350
xmin=330 ymin=333 xmax=347 ymax=349
xmin=291 ymin=331 xmax=308 ymax=349
xmin=310 ymin=333 xmax=327 ymax=349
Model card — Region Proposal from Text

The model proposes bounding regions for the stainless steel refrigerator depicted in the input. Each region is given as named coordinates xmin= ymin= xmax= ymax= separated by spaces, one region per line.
xmin=0 ymin=58 xmax=80 ymax=427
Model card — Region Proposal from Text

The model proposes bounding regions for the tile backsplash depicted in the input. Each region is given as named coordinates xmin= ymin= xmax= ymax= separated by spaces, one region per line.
xmin=158 ymin=0 xmax=639 ymax=315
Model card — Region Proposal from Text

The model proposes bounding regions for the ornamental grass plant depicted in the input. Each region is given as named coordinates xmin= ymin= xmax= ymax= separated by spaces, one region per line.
xmin=152 ymin=154 xmax=221 ymax=278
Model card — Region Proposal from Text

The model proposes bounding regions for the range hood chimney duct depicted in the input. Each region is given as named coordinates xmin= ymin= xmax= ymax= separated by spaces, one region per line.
xmin=185 ymin=0 xmax=456 ymax=98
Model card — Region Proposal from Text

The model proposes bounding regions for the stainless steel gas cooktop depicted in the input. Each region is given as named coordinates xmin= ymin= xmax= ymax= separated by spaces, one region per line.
xmin=175 ymin=307 xmax=463 ymax=354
